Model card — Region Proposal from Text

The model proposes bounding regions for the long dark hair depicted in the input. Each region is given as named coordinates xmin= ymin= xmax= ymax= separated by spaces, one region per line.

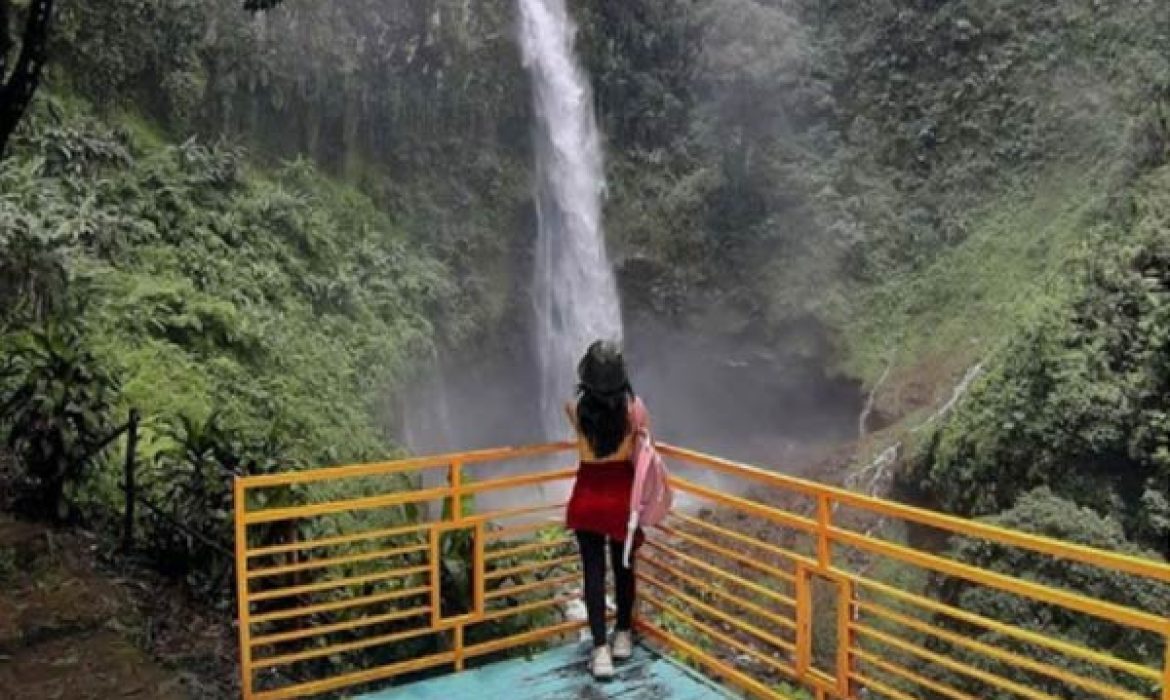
xmin=576 ymin=340 xmax=633 ymax=458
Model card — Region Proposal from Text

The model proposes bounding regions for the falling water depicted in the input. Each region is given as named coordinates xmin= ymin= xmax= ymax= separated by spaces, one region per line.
xmin=518 ymin=0 xmax=623 ymax=439
xmin=401 ymin=360 xmax=456 ymax=457
xmin=400 ymin=354 xmax=457 ymax=513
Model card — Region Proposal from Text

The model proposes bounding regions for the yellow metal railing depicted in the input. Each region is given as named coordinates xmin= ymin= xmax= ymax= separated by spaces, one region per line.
xmin=233 ymin=443 xmax=1170 ymax=700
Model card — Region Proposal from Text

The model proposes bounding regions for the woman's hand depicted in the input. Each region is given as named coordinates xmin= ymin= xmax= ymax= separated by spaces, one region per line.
xmin=564 ymin=401 xmax=577 ymax=430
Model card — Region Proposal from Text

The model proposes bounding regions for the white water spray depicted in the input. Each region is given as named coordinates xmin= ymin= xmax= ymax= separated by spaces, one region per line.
xmin=518 ymin=0 xmax=623 ymax=438
xmin=401 ymin=359 xmax=456 ymax=457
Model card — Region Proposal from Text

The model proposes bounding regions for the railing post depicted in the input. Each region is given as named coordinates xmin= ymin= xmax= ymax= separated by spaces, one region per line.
xmin=816 ymin=494 xmax=832 ymax=571
xmin=233 ymin=477 xmax=254 ymax=700
xmin=454 ymin=624 xmax=465 ymax=672
xmin=448 ymin=460 xmax=463 ymax=520
xmin=836 ymin=577 xmax=856 ymax=698
xmin=1161 ymin=631 xmax=1170 ymax=700
xmin=795 ymin=564 xmax=812 ymax=677
xmin=473 ymin=521 xmax=485 ymax=618
xmin=429 ymin=525 xmax=442 ymax=628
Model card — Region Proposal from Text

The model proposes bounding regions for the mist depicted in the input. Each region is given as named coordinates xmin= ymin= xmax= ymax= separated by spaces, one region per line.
xmin=398 ymin=314 xmax=862 ymax=477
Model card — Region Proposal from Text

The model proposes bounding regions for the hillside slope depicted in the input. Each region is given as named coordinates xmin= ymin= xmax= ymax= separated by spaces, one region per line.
xmin=0 ymin=514 xmax=234 ymax=698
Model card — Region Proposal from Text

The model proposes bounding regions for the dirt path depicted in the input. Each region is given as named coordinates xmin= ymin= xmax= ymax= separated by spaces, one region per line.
xmin=0 ymin=515 xmax=236 ymax=699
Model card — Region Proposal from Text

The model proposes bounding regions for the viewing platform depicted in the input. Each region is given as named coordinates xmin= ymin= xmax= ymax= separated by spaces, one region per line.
xmin=232 ymin=442 xmax=1170 ymax=700
xmin=358 ymin=640 xmax=733 ymax=700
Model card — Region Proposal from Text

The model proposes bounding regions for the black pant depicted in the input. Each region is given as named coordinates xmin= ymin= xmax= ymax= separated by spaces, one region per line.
xmin=575 ymin=530 xmax=636 ymax=648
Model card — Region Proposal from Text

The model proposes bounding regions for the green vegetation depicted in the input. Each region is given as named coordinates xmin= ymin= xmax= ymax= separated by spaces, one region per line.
xmin=833 ymin=169 xmax=1103 ymax=384
xmin=0 ymin=100 xmax=454 ymax=587
xmin=906 ymin=166 xmax=1170 ymax=555
xmin=1 ymin=320 xmax=120 ymax=519
xmin=937 ymin=489 xmax=1170 ymax=698
xmin=2 ymin=0 xmax=1170 ymax=693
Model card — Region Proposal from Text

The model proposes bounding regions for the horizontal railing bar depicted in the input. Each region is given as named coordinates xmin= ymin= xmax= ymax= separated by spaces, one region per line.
xmin=642 ymin=539 xmax=795 ymax=608
xmin=640 ymin=556 xmax=797 ymax=631
xmin=247 ymin=543 xmax=428 ymax=580
xmin=462 ymin=618 xmax=587 ymax=660
xmin=831 ymin=492 xmax=1170 ymax=587
xmin=479 ymin=593 xmax=577 ymax=624
xmin=854 ymin=622 xmax=1062 ymax=700
xmin=660 ymin=443 xmax=1170 ymax=585
xmin=463 ymin=468 xmax=575 ymax=495
xmin=672 ymin=476 xmax=818 ymax=535
xmin=468 ymin=502 xmax=567 ymax=526
xmin=485 ymin=572 xmax=580 ymax=602
xmin=246 ymin=522 xmax=430 ymax=559
xmin=252 ymin=651 xmax=456 ymax=700
xmin=849 ymin=671 xmax=918 ymax=700
xmin=244 ymin=486 xmax=451 ymax=525
xmin=850 ymin=574 xmax=1163 ymax=682
xmin=252 ymin=624 xmax=435 ymax=669
xmin=858 ymin=599 xmax=1150 ymax=700
xmin=485 ymin=537 xmax=574 ymax=563
xmin=854 ymin=647 xmax=978 ymax=700
xmin=239 ymin=442 xmax=574 ymax=489
xmin=251 ymin=605 xmax=430 ymax=646
xmin=250 ymin=585 xmax=429 ymax=624
xmin=671 ymin=511 xmax=816 ymax=569
xmin=657 ymin=524 xmax=796 ymax=584
xmin=248 ymin=565 xmax=429 ymax=602
xmin=641 ymin=618 xmax=795 ymax=700
xmin=641 ymin=596 xmax=795 ymax=692
xmin=657 ymin=443 xmax=823 ymax=497
xmin=484 ymin=554 xmax=579 ymax=582
xmin=832 ymin=527 xmax=1169 ymax=634
xmin=807 ymin=667 xmax=841 ymax=695
xmin=638 ymin=571 xmax=796 ymax=652
xmin=483 ymin=520 xmax=563 ymax=542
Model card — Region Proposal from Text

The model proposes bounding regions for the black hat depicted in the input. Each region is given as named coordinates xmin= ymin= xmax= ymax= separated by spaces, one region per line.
xmin=577 ymin=340 xmax=629 ymax=396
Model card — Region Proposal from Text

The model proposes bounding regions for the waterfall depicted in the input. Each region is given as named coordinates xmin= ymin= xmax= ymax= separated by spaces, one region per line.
xmin=401 ymin=353 xmax=457 ymax=507
xmin=518 ymin=0 xmax=624 ymax=439
xmin=401 ymin=363 xmax=456 ymax=457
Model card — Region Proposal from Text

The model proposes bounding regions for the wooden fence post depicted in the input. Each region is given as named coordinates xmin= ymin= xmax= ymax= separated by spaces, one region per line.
xmin=121 ymin=409 xmax=139 ymax=553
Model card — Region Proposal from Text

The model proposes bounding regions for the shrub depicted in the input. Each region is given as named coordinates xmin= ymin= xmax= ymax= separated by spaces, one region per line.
xmin=0 ymin=320 xmax=121 ymax=520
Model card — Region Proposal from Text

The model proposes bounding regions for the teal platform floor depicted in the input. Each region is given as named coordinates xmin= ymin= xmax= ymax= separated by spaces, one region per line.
xmin=357 ymin=641 xmax=736 ymax=700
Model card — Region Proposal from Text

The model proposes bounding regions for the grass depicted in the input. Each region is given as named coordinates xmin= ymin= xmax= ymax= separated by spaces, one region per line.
xmin=832 ymin=164 xmax=1111 ymax=395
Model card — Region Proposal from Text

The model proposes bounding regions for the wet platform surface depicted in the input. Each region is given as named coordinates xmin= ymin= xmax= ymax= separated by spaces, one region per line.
xmin=356 ymin=641 xmax=735 ymax=700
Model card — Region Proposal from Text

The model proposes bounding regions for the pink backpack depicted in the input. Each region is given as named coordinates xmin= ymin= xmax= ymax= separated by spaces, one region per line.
xmin=622 ymin=397 xmax=673 ymax=567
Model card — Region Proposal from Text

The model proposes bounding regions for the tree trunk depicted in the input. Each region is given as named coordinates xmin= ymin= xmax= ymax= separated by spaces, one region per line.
xmin=0 ymin=0 xmax=54 ymax=159
xmin=0 ymin=0 xmax=12 ymax=81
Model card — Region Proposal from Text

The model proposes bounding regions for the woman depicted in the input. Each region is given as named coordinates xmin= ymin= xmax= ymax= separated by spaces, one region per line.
xmin=564 ymin=340 xmax=647 ymax=680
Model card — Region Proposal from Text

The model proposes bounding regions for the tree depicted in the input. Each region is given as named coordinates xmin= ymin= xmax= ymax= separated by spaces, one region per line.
xmin=575 ymin=0 xmax=703 ymax=152
xmin=0 ymin=0 xmax=54 ymax=158
xmin=1 ymin=0 xmax=289 ymax=159
xmin=926 ymin=489 xmax=1170 ymax=699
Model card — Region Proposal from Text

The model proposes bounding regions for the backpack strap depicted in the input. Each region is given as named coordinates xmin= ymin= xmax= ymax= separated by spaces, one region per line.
xmin=628 ymin=396 xmax=649 ymax=435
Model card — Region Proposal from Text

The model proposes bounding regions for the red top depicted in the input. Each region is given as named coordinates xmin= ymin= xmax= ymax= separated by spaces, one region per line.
xmin=565 ymin=458 xmax=645 ymax=546
xmin=564 ymin=397 xmax=648 ymax=546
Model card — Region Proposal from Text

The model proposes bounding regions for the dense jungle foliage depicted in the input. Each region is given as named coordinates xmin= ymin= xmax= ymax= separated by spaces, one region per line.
xmin=1 ymin=0 xmax=1169 ymax=694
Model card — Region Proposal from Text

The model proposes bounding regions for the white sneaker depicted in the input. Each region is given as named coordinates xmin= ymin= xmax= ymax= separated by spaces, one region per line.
xmin=611 ymin=630 xmax=633 ymax=660
xmin=590 ymin=645 xmax=615 ymax=680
